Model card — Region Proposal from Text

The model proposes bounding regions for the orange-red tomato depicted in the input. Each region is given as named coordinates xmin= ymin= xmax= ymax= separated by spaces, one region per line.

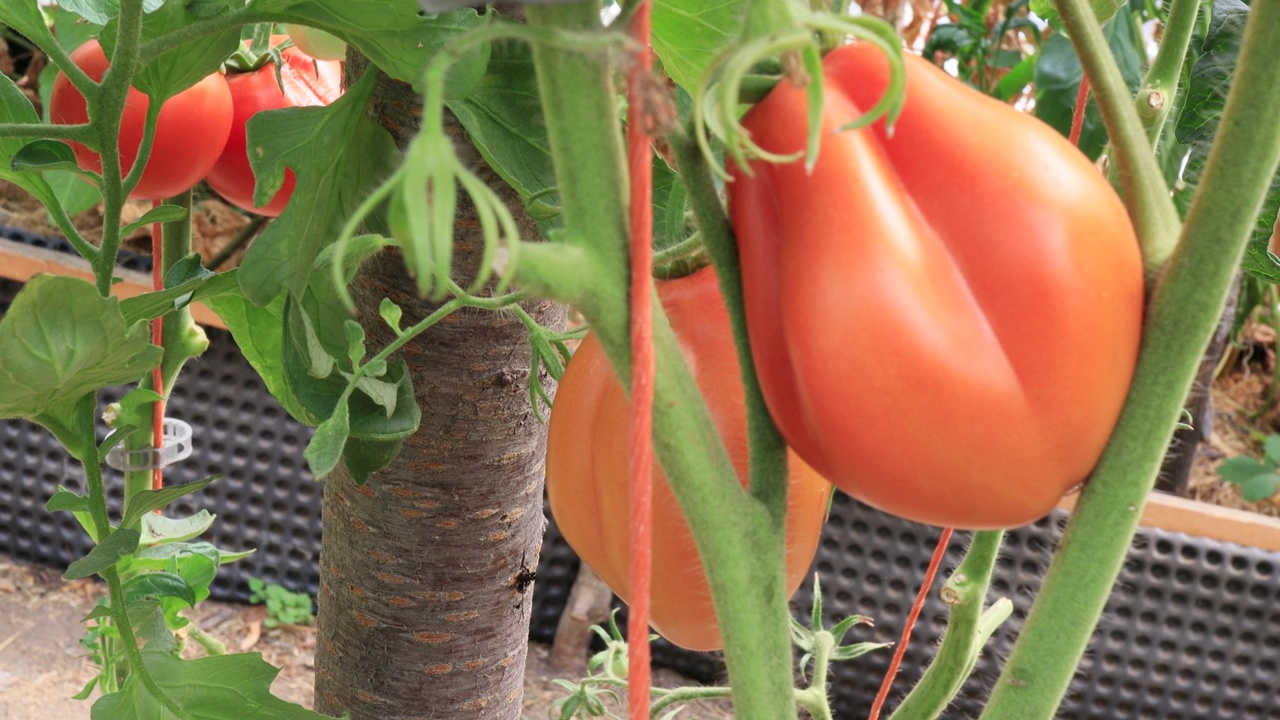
xmin=204 ymin=38 xmax=342 ymax=216
xmin=728 ymin=44 xmax=1144 ymax=530
xmin=546 ymin=267 xmax=832 ymax=651
xmin=49 ymin=40 xmax=233 ymax=200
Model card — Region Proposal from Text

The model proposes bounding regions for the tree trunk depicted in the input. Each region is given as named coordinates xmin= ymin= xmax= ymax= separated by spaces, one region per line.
xmin=314 ymin=55 xmax=566 ymax=720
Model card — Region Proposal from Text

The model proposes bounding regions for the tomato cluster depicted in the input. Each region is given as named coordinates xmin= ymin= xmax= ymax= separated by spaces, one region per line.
xmin=50 ymin=32 xmax=342 ymax=212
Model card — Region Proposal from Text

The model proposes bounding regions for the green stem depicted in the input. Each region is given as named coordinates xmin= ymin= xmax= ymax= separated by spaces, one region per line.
xmin=91 ymin=0 xmax=146 ymax=295
xmin=1135 ymin=0 xmax=1202 ymax=147
xmin=1057 ymin=0 xmax=1182 ymax=282
xmin=103 ymin=567 xmax=195 ymax=719
xmin=523 ymin=5 xmax=798 ymax=717
xmin=981 ymin=1 xmax=1280 ymax=716
xmin=671 ymin=127 xmax=788 ymax=517
xmin=0 ymin=122 xmax=96 ymax=143
xmin=892 ymin=531 xmax=1006 ymax=720
xmin=185 ymin=621 xmax=227 ymax=656
xmin=648 ymin=685 xmax=734 ymax=717
xmin=794 ymin=631 xmax=836 ymax=720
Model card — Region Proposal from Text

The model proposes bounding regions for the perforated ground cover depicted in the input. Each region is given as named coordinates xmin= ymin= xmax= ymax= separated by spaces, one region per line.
xmin=2 ymin=229 xmax=1279 ymax=716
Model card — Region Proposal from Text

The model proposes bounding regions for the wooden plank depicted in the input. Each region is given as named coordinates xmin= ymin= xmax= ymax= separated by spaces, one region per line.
xmin=1057 ymin=491 xmax=1280 ymax=553
xmin=0 ymin=236 xmax=226 ymax=329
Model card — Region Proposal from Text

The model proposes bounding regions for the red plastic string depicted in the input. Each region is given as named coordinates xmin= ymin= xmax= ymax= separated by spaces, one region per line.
xmin=625 ymin=2 xmax=655 ymax=718
xmin=1069 ymin=75 xmax=1090 ymax=147
xmin=150 ymin=219 xmax=164 ymax=491
xmin=867 ymin=526 xmax=955 ymax=719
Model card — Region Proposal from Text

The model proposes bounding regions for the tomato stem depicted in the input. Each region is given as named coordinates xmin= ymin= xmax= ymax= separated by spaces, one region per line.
xmin=1135 ymin=0 xmax=1202 ymax=147
xmin=890 ymin=530 xmax=1008 ymax=720
xmin=1051 ymin=0 xmax=1182 ymax=285
xmin=868 ymin=527 xmax=954 ymax=720
xmin=981 ymin=0 xmax=1280 ymax=715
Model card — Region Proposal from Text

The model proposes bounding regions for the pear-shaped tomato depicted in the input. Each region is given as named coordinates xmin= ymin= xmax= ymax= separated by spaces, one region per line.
xmin=546 ymin=267 xmax=832 ymax=651
xmin=728 ymin=45 xmax=1144 ymax=529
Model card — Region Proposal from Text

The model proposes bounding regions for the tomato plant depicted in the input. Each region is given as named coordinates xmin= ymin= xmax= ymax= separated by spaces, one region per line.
xmin=48 ymin=39 xmax=233 ymax=200
xmin=545 ymin=266 xmax=832 ymax=651
xmin=203 ymin=38 xmax=342 ymax=216
xmin=728 ymin=44 xmax=1146 ymax=530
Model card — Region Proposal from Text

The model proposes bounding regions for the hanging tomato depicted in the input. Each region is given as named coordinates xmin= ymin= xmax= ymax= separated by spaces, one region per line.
xmin=728 ymin=44 xmax=1145 ymax=530
xmin=204 ymin=36 xmax=343 ymax=216
xmin=545 ymin=267 xmax=832 ymax=651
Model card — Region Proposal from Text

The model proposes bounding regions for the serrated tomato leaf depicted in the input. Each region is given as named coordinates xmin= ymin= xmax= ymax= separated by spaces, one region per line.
xmin=65 ymin=528 xmax=141 ymax=580
xmin=237 ymin=71 xmax=399 ymax=305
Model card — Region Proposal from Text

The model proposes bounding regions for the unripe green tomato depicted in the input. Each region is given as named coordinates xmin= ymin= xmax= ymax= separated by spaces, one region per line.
xmin=286 ymin=25 xmax=347 ymax=61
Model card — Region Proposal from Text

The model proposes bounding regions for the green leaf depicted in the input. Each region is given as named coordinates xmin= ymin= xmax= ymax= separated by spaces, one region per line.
xmin=379 ymin=298 xmax=404 ymax=334
xmin=1217 ymin=456 xmax=1270 ymax=483
xmin=119 ymin=268 xmax=240 ymax=325
xmin=120 ymin=204 xmax=189 ymax=238
xmin=1033 ymin=11 xmax=1144 ymax=160
xmin=203 ymin=291 xmax=312 ymax=424
xmin=1264 ymin=435 xmax=1280 ymax=465
xmin=58 ymin=0 xmax=162 ymax=25
xmin=353 ymin=375 xmax=397 ymax=418
xmin=247 ymin=0 xmax=482 ymax=87
xmin=10 ymin=139 xmax=83 ymax=173
xmin=0 ymin=71 xmax=79 ymax=223
xmin=100 ymin=1 xmax=239 ymax=101
xmin=652 ymin=0 xmax=749 ymax=92
xmin=343 ymin=320 xmax=367 ymax=366
xmin=0 ymin=0 xmax=62 ymax=53
xmin=140 ymin=511 xmax=216 ymax=545
xmin=305 ymin=397 xmax=349 ymax=479
xmin=994 ymin=52 xmax=1038 ymax=102
xmin=1240 ymin=473 xmax=1280 ymax=502
xmin=1173 ymin=0 xmax=1280 ymax=282
xmin=91 ymin=649 xmax=335 ymax=719
xmin=47 ymin=488 xmax=90 ymax=513
xmin=237 ymin=71 xmax=400 ymax=305
xmin=446 ymin=41 xmax=560 ymax=225
xmin=342 ymin=437 xmax=404 ymax=484
xmin=0 ymin=275 xmax=161 ymax=420
xmin=121 ymin=477 xmax=217 ymax=529
xmin=65 ymin=528 xmax=142 ymax=580
xmin=122 ymin=572 xmax=197 ymax=609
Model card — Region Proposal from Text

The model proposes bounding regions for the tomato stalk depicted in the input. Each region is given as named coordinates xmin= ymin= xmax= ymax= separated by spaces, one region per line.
xmin=889 ymin=531 xmax=1009 ymax=720
xmin=523 ymin=4 xmax=799 ymax=717
xmin=90 ymin=0 xmax=147 ymax=296
xmin=980 ymin=0 xmax=1280 ymax=716
xmin=1051 ymin=0 xmax=1182 ymax=283
xmin=668 ymin=128 xmax=790 ymax=518
xmin=1134 ymin=0 xmax=1202 ymax=148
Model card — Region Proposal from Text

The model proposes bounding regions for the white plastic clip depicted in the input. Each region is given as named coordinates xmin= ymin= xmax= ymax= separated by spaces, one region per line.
xmin=105 ymin=418 xmax=194 ymax=472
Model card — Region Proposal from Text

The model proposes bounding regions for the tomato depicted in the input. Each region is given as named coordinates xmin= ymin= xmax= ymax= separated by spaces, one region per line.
xmin=545 ymin=267 xmax=832 ymax=651
xmin=204 ymin=38 xmax=342 ymax=217
xmin=727 ymin=45 xmax=1144 ymax=530
xmin=48 ymin=40 xmax=233 ymax=200
xmin=286 ymin=25 xmax=347 ymax=62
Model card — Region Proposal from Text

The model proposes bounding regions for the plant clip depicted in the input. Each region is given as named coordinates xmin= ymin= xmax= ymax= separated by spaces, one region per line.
xmin=104 ymin=417 xmax=194 ymax=472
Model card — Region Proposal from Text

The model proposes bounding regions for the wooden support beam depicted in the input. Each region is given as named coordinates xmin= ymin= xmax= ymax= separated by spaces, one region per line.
xmin=0 ymin=236 xmax=226 ymax=330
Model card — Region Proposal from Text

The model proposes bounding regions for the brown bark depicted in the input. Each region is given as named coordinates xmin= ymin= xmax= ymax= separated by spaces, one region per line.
xmin=314 ymin=56 xmax=566 ymax=719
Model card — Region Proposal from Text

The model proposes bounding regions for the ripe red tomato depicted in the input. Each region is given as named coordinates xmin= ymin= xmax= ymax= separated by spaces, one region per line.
xmin=204 ymin=38 xmax=342 ymax=216
xmin=48 ymin=40 xmax=233 ymax=200
xmin=727 ymin=45 xmax=1145 ymax=530
xmin=546 ymin=267 xmax=832 ymax=651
